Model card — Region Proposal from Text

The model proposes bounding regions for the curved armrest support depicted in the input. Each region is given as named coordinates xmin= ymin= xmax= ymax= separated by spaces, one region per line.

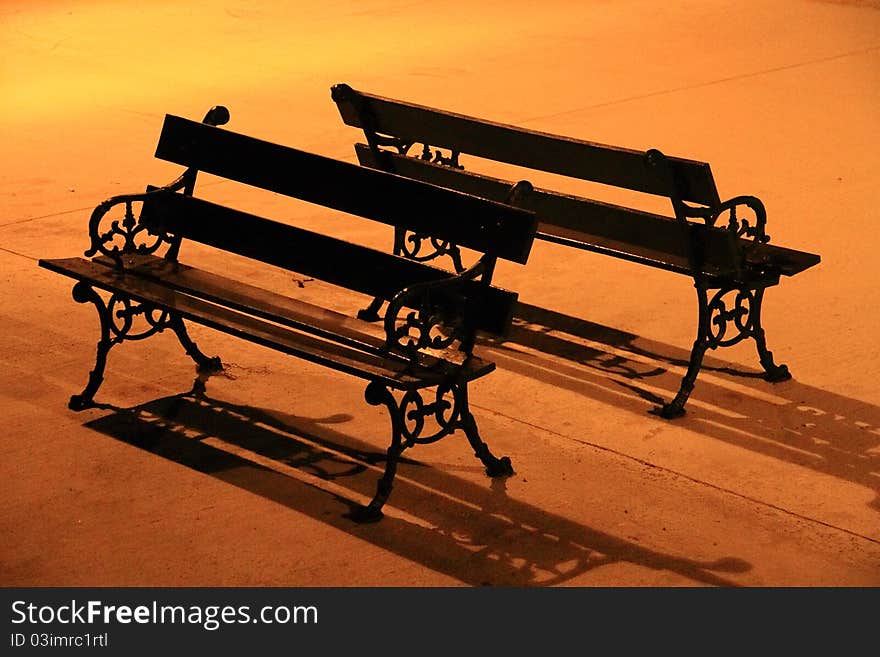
xmin=84 ymin=105 xmax=231 ymax=268
xmin=84 ymin=187 xmax=179 ymax=268
xmin=383 ymin=259 xmax=487 ymax=362
xmin=712 ymin=195 xmax=770 ymax=243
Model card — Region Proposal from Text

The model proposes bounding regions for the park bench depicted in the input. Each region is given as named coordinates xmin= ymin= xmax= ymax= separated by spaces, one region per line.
xmin=38 ymin=106 xmax=538 ymax=522
xmin=332 ymin=83 xmax=821 ymax=418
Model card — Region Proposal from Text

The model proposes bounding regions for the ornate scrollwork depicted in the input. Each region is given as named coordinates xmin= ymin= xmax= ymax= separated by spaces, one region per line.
xmin=419 ymin=143 xmax=463 ymax=169
xmin=710 ymin=195 xmax=770 ymax=243
xmin=398 ymin=384 xmax=462 ymax=445
xmin=706 ymin=287 xmax=757 ymax=348
xmin=84 ymin=104 xmax=228 ymax=268
xmin=84 ymin=190 xmax=181 ymax=267
xmin=106 ymin=294 xmax=173 ymax=341
xmin=383 ymin=261 xmax=484 ymax=361
xmin=362 ymin=133 xmax=413 ymax=155
xmin=365 ymin=382 xmax=463 ymax=447
xmin=357 ymin=377 xmax=512 ymax=521
xmin=399 ymin=230 xmax=465 ymax=271
xmin=384 ymin=291 xmax=466 ymax=358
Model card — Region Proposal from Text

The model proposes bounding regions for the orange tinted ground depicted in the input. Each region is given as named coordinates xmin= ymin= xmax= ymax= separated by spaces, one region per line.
xmin=1 ymin=0 xmax=878 ymax=586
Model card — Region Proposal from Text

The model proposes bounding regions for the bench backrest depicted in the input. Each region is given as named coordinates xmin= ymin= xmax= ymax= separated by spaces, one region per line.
xmin=331 ymin=84 xmax=783 ymax=278
xmin=155 ymin=115 xmax=536 ymax=264
xmin=332 ymin=84 xmax=721 ymax=207
xmin=139 ymin=192 xmax=519 ymax=335
xmin=350 ymin=143 xmax=741 ymax=277
xmin=141 ymin=113 xmax=537 ymax=338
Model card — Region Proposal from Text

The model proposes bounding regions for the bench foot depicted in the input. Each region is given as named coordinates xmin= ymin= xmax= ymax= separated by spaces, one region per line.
xmin=754 ymin=326 xmax=792 ymax=383
xmin=763 ymin=364 xmax=791 ymax=383
xmin=654 ymin=402 xmax=687 ymax=420
xmin=69 ymin=393 xmax=97 ymax=412
xmin=171 ymin=317 xmax=223 ymax=373
xmin=485 ymin=455 xmax=514 ymax=478
xmin=462 ymin=411 xmax=515 ymax=478
xmin=349 ymin=504 xmax=384 ymax=524
xmin=357 ymin=297 xmax=385 ymax=322
xmin=197 ymin=356 xmax=224 ymax=374
xmin=657 ymin=331 xmax=708 ymax=420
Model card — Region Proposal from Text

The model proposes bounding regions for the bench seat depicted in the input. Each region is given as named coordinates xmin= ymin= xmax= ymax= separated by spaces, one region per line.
xmin=41 ymin=256 xmax=495 ymax=390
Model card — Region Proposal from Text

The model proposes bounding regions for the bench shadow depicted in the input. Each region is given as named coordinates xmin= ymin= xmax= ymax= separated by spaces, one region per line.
xmin=83 ymin=380 xmax=751 ymax=587
xmin=485 ymin=302 xmax=880 ymax=512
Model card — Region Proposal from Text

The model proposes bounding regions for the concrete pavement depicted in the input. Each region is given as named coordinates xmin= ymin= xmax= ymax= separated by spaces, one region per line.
xmin=2 ymin=0 xmax=878 ymax=586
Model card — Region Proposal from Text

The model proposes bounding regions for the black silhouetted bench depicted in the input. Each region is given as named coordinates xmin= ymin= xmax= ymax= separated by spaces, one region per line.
xmin=332 ymin=83 xmax=821 ymax=418
xmin=38 ymin=106 xmax=538 ymax=522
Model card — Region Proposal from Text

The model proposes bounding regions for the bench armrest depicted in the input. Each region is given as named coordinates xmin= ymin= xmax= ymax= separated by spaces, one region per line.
xmin=711 ymin=195 xmax=775 ymax=277
xmin=383 ymin=259 xmax=489 ymax=363
xmin=84 ymin=187 xmax=182 ymax=269
xmin=673 ymin=195 xmax=773 ymax=280
xmin=711 ymin=195 xmax=770 ymax=244
xmin=85 ymin=104 xmax=232 ymax=268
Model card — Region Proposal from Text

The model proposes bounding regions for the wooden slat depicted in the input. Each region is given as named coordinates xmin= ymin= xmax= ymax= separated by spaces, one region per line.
xmin=538 ymin=224 xmax=733 ymax=279
xmin=139 ymin=192 xmax=518 ymax=335
xmin=99 ymin=254 xmax=387 ymax=352
xmin=743 ymin=242 xmax=821 ymax=277
xmin=355 ymin=145 xmax=747 ymax=279
xmin=38 ymin=257 xmax=495 ymax=388
xmin=333 ymin=83 xmax=720 ymax=206
xmin=154 ymin=115 xmax=537 ymax=264
xmin=95 ymin=253 xmax=468 ymax=369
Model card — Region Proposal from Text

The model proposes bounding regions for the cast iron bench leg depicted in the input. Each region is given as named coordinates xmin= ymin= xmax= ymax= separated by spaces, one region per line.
xmin=653 ymin=280 xmax=720 ymax=420
xmin=458 ymin=385 xmax=514 ymax=477
xmin=751 ymin=288 xmax=792 ymax=383
xmin=658 ymin=283 xmax=791 ymax=419
xmin=68 ymin=281 xmax=116 ymax=411
xmin=356 ymin=296 xmax=385 ymax=322
xmin=169 ymin=316 xmax=223 ymax=373
xmin=352 ymin=381 xmax=407 ymax=523
xmin=68 ymin=282 xmax=223 ymax=411
xmin=352 ymin=380 xmax=513 ymax=523
xmin=658 ymin=338 xmax=708 ymax=419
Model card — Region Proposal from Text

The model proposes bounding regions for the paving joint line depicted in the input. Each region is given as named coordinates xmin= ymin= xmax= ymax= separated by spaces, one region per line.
xmin=516 ymin=44 xmax=880 ymax=125
xmin=0 ymin=246 xmax=38 ymax=261
xmin=0 ymin=179 xmax=233 ymax=228
xmin=0 ymin=206 xmax=93 ymax=228
xmin=475 ymin=403 xmax=880 ymax=548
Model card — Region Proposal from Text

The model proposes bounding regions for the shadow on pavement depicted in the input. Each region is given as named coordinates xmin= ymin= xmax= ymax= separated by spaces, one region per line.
xmin=487 ymin=302 xmax=880 ymax=511
xmin=84 ymin=381 xmax=750 ymax=587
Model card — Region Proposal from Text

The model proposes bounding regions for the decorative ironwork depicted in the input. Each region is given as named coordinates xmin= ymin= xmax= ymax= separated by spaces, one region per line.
xmin=419 ymin=143 xmax=463 ymax=169
xmin=711 ymin=195 xmax=770 ymax=243
xmin=399 ymin=230 xmax=465 ymax=271
xmin=657 ymin=283 xmax=790 ymax=419
xmin=397 ymin=384 xmax=461 ymax=445
xmin=352 ymin=379 xmax=513 ymax=522
xmin=84 ymin=192 xmax=179 ymax=268
xmin=83 ymin=105 xmax=230 ymax=269
xmin=383 ymin=260 xmax=485 ymax=361
xmin=706 ymin=288 xmax=754 ymax=348
xmin=385 ymin=302 xmax=463 ymax=359
xmin=68 ymin=283 xmax=221 ymax=410
xmin=379 ymin=135 xmax=412 ymax=155
xmin=106 ymin=294 xmax=172 ymax=341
